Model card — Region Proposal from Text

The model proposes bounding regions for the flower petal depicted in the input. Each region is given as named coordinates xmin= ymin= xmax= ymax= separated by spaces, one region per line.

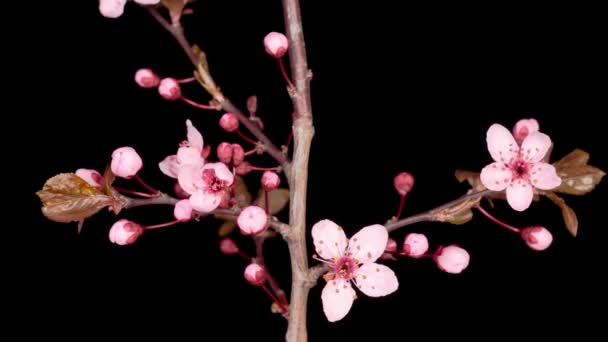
xmin=159 ymin=155 xmax=179 ymax=178
xmin=354 ymin=263 xmax=399 ymax=297
xmin=321 ymin=279 xmax=355 ymax=322
xmin=530 ymin=162 xmax=561 ymax=190
xmin=189 ymin=191 xmax=222 ymax=212
xmin=480 ymin=162 xmax=513 ymax=191
xmin=177 ymin=164 xmax=203 ymax=195
xmin=177 ymin=147 xmax=204 ymax=166
xmin=186 ymin=119 xmax=204 ymax=152
xmin=348 ymin=224 xmax=388 ymax=263
xmin=520 ymin=132 xmax=552 ymax=163
xmin=506 ymin=180 xmax=534 ymax=211
xmin=486 ymin=124 xmax=518 ymax=163
xmin=203 ymin=162 xmax=234 ymax=185
xmin=311 ymin=220 xmax=347 ymax=260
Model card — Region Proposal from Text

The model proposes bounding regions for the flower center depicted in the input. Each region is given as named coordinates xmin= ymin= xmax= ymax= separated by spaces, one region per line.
xmin=202 ymin=169 xmax=227 ymax=193
xmin=333 ymin=256 xmax=358 ymax=280
xmin=510 ymin=159 xmax=530 ymax=179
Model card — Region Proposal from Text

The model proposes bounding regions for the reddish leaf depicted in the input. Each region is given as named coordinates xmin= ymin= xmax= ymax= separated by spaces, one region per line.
xmin=553 ymin=149 xmax=605 ymax=195
xmin=544 ymin=191 xmax=579 ymax=237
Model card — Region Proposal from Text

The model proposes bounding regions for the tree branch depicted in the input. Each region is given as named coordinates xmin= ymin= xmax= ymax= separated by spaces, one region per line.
xmin=146 ymin=6 xmax=289 ymax=168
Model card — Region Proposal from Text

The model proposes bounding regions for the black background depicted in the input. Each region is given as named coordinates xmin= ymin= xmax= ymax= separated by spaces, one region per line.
xmin=18 ymin=1 xmax=606 ymax=340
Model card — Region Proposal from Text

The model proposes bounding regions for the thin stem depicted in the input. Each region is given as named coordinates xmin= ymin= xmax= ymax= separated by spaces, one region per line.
xmin=180 ymin=96 xmax=217 ymax=110
xmin=255 ymin=236 xmax=288 ymax=307
xmin=135 ymin=174 xmax=159 ymax=194
xmin=145 ymin=220 xmax=181 ymax=230
xmin=113 ymin=186 xmax=157 ymax=198
xmin=250 ymin=166 xmax=282 ymax=172
xmin=237 ymin=250 xmax=252 ymax=262
xmin=277 ymin=58 xmax=295 ymax=89
xmin=265 ymin=191 xmax=270 ymax=215
xmin=395 ymin=194 xmax=406 ymax=218
xmin=261 ymin=285 xmax=288 ymax=314
xmin=236 ymin=129 xmax=258 ymax=145
xmin=177 ymin=76 xmax=196 ymax=83
xmin=476 ymin=205 xmax=521 ymax=233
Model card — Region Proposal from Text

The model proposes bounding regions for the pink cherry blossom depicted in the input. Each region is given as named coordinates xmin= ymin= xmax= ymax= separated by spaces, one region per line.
xmin=159 ymin=119 xmax=205 ymax=178
xmin=158 ymin=78 xmax=181 ymax=100
xmin=111 ymin=146 xmax=143 ymax=179
xmin=261 ymin=171 xmax=280 ymax=191
xmin=237 ymin=206 xmax=268 ymax=235
xmin=402 ymin=233 xmax=429 ymax=258
xmin=512 ymin=118 xmax=540 ymax=143
xmin=109 ymin=219 xmax=144 ymax=245
xmin=173 ymin=199 xmax=193 ymax=222
xmin=134 ymin=68 xmax=160 ymax=88
xmin=521 ymin=226 xmax=553 ymax=251
xmin=480 ymin=123 xmax=561 ymax=211
xmin=264 ymin=32 xmax=289 ymax=58
xmin=178 ymin=162 xmax=234 ymax=212
xmin=244 ymin=263 xmax=267 ymax=286
xmin=434 ymin=245 xmax=470 ymax=274
xmin=393 ymin=172 xmax=414 ymax=195
xmin=219 ymin=113 xmax=239 ymax=132
xmin=312 ymin=220 xmax=398 ymax=322
xmin=75 ymin=168 xmax=104 ymax=191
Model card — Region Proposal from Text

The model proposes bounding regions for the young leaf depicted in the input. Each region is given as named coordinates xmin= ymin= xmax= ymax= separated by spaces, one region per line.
xmin=544 ymin=191 xmax=579 ymax=236
xmin=553 ymin=149 xmax=605 ymax=195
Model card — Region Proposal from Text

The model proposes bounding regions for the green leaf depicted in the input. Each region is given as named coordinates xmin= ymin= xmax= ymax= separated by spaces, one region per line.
xmin=544 ymin=191 xmax=579 ymax=237
xmin=553 ymin=149 xmax=605 ymax=195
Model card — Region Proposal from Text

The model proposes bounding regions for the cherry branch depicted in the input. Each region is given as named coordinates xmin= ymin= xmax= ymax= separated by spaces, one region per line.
xmin=146 ymin=6 xmax=289 ymax=168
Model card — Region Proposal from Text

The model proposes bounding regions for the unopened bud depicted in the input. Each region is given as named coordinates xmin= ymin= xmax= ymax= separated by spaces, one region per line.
xmin=219 ymin=113 xmax=239 ymax=132
xmin=521 ymin=226 xmax=553 ymax=251
xmin=380 ymin=238 xmax=398 ymax=260
xmin=394 ymin=172 xmax=414 ymax=195
xmin=263 ymin=32 xmax=289 ymax=58
xmin=231 ymin=144 xmax=245 ymax=166
xmin=237 ymin=206 xmax=268 ymax=235
xmin=109 ymin=219 xmax=144 ymax=246
xmin=236 ymin=161 xmax=252 ymax=175
xmin=134 ymin=68 xmax=160 ymax=88
xmin=158 ymin=78 xmax=181 ymax=100
xmin=173 ymin=199 xmax=193 ymax=222
xmin=75 ymin=168 xmax=104 ymax=191
xmin=217 ymin=142 xmax=233 ymax=164
xmin=434 ymin=245 xmax=470 ymax=274
xmin=219 ymin=238 xmax=239 ymax=255
xmin=261 ymin=171 xmax=280 ymax=191
xmin=402 ymin=233 xmax=428 ymax=258
xmin=244 ymin=263 xmax=267 ymax=286
xmin=111 ymin=146 xmax=143 ymax=179
xmin=513 ymin=118 xmax=540 ymax=143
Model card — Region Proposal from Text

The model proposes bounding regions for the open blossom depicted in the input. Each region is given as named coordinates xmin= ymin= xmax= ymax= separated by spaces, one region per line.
xmin=159 ymin=119 xmax=205 ymax=178
xmin=312 ymin=220 xmax=398 ymax=322
xmin=480 ymin=123 xmax=561 ymax=211
xmin=178 ymin=162 xmax=234 ymax=212
xmin=99 ymin=0 xmax=160 ymax=18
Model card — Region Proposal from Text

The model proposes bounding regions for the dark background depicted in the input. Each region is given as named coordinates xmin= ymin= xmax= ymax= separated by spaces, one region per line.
xmin=18 ymin=0 xmax=606 ymax=340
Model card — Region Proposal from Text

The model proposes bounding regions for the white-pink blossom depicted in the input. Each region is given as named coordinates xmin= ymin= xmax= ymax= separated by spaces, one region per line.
xmin=312 ymin=220 xmax=398 ymax=322
xmin=178 ymin=162 xmax=234 ymax=212
xmin=159 ymin=119 xmax=205 ymax=178
xmin=480 ymin=123 xmax=561 ymax=211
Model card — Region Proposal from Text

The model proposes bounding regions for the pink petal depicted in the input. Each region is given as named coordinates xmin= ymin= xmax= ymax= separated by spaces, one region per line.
xmin=506 ymin=181 xmax=534 ymax=211
xmin=177 ymin=164 xmax=204 ymax=195
xmin=177 ymin=147 xmax=204 ymax=167
xmin=480 ymin=162 xmax=513 ymax=191
xmin=159 ymin=155 xmax=179 ymax=178
xmin=486 ymin=124 xmax=518 ymax=163
xmin=134 ymin=0 xmax=160 ymax=4
xmin=348 ymin=224 xmax=388 ymax=263
xmin=203 ymin=162 xmax=234 ymax=185
xmin=354 ymin=263 xmax=399 ymax=297
xmin=520 ymin=132 xmax=552 ymax=163
xmin=99 ymin=0 xmax=127 ymax=18
xmin=311 ymin=220 xmax=347 ymax=260
xmin=530 ymin=162 xmax=561 ymax=190
xmin=189 ymin=191 xmax=222 ymax=212
xmin=321 ymin=279 xmax=355 ymax=322
xmin=186 ymin=119 xmax=204 ymax=152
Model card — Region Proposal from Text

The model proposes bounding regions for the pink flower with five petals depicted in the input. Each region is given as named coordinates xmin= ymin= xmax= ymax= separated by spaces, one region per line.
xmin=159 ymin=119 xmax=206 ymax=178
xmin=178 ymin=162 xmax=234 ymax=212
xmin=312 ymin=219 xmax=398 ymax=322
xmin=480 ymin=123 xmax=561 ymax=211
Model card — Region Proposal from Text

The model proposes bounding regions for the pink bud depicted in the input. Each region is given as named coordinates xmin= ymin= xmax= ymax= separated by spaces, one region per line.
xmin=434 ymin=245 xmax=470 ymax=274
xmin=512 ymin=118 xmax=540 ymax=143
xmin=75 ymin=168 xmax=104 ymax=191
xmin=219 ymin=113 xmax=239 ymax=132
xmin=217 ymin=142 xmax=234 ymax=164
xmin=201 ymin=145 xmax=211 ymax=159
xmin=158 ymin=78 xmax=181 ymax=100
xmin=236 ymin=161 xmax=252 ymax=175
xmin=394 ymin=172 xmax=415 ymax=195
xmin=237 ymin=206 xmax=268 ymax=235
xmin=174 ymin=199 xmax=193 ymax=222
xmin=111 ymin=146 xmax=143 ymax=179
xmin=521 ymin=226 xmax=553 ymax=251
xmin=402 ymin=233 xmax=429 ymax=258
xmin=219 ymin=238 xmax=239 ymax=255
xmin=261 ymin=171 xmax=280 ymax=191
xmin=231 ymin=144 xmax=245 ymax=166
xmin=263 ymin=32 xmax=289 ymax=58
xmin=134 ymin=68 xmax=160 ymax=88
xmin=380 ymin=238 xmax=398 ymax=260
xmin=109 ymin=219 xmax=144 ymax=245
xmin=99 ymin=0 xmax=127 ymax=18
xmin=244 ymin=263 xmax=267 ymax=286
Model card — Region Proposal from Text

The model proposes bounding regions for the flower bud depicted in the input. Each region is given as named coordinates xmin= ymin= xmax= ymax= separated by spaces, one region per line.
xmin=244 ymin=263 xmax=267 ymax=286
xmin=134 ymin=68 xmax=160 ymax=88
xmin=174 ymin=199 xmax=193 ymax=222
xmin=75 ymin=168 xmax=104 ymax=191
xmin=109 ymin=219 xmax=144 ymax=245
xmin=236 ymin=161 xmax=252 ymax=175
xmin=512 ymin=118 xmax=539 ymax=143
xmin=158 ymin=78 xmax=181 ymax=100
xmin=402 ymin=233 xmax=428 ymax=258
xmin=111 ymin=146 xmax=143 ymax=179
xmin=261 ymin=171 xmax=280 ymax=191
xmin=231 ymin=144 xmax=245 ymax=166
xmin=219 ymin=238 xmax=239 ymax=255
xmin=237 ymin=206 xmax=268 ymax=235
xmin=394 ymin=172 xmax=414 ymax=195
xmin=263 ymin=32 xmax=289 ymax=58
xmin=434 ymin=245 xmax=470 ymax=274
xmin=521 ymin=226 xmax=553 ymax=251
xmin=219 ymin=113 xmax=239 ymax=132
xmin=217 ymin=142 xmax=234 ymax=164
